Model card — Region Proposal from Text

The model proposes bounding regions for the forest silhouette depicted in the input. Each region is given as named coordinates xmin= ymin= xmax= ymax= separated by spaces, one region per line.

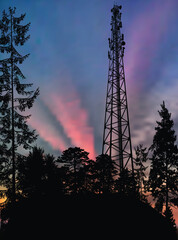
xmin=0 ymin=145 xmax=177 ymax=239
xmin=0 ymin=7 xmax=177 ymax=240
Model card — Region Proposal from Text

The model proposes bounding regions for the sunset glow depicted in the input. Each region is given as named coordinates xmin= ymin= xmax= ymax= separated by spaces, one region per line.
xmin=1 ymin=0 xmax=178 ymax=225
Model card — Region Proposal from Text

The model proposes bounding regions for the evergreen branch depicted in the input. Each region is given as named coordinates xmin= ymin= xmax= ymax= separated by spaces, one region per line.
xmin=15 ymin=82 xmax=33 ymax=95
xmin=11 ymin=45 xmax=21 ymax=57
xmin=13 ymin=53 xmax=30 ymax=64
xmin=13 ymin=22 xmax=30 ymax=34
xmin=13 ymin=23 xmax=30 ymax=46
xmin=0 ymin=62 xmax=11 ymax=73
xmin=1 ymin=10 xmax=10 ymax=25
xmin=14 ymin=110 xmax=31 ymax=120
xmin=0 ymin=33 xmax=10 ymax=45
xmin=16 ymin=128 xmax=37 ymax=149
xmin=0 ymin=45 xmax=11 ymax=53
xmin=9 ymin=7 xmax=16 ymax=16
xmin=13 ymin=14 xmax=26 ymax=24
xmin=13 ymin=64 xmax=26 ymax=79
xmin=0 ymin=58 xmax=11 ymax=64
xmin=17 ymin=89 xmax=34 ymax=96
xmin=14 ymin=35 xmax=30 ymax=46
xmin=0 ymin=20 xmax=9 ymax=32
xmin=0 ymin=73 xmax=11 ymax=83
xmin=0 ymin=91 xmax=11 ymax=111
xmin=0 ymin=134 xmax=11 ymax=145
xmin=0 ymin=84 xmax=11 ymax=92
xmin=13 ymin=88 xmax=39 ymax=111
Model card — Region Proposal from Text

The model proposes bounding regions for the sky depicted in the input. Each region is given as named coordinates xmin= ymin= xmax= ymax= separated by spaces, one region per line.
xmin=1 ymin=0 xmax=178 ymax=223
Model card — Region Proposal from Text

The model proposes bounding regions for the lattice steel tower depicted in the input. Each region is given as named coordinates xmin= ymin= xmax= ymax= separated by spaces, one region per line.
xmin=102 ymin=5 xmax=134 ymax=175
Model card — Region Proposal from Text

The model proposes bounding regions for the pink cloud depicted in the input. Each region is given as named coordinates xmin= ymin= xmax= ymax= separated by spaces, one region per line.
xmin=28 ymin=103 xmax=68 ymax=152
xmin=42 ymin=88 xmax=96 ymax=160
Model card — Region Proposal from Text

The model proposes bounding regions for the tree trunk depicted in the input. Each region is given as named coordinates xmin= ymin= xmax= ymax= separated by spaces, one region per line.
xmin=165 ymin=157 xmax=169 ymax=215
xmin=74 ymin=158 xmax=77 ymax=194
xmin=10 ymin=11 xmax=16 ymax=203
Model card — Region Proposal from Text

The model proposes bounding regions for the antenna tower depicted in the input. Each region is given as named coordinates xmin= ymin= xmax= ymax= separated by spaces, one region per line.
xmin=102 ymin=5 xmax=134 ymax=176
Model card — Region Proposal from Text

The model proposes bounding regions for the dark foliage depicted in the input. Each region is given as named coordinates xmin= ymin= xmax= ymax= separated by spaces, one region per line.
xmin=57 ymin=147 xmax=89 ymax=194
xmin=134 ymin=144 xmax=149 ymax=201
xmin=115 ymin=168 xmax=137 ymax=197
xmin=17 ymin=147 xmax=63 ymax=198
xmin=164 ymin=206 xmax=177 ymax=232
xmin=148 ymin=102 xmax=178 ymax=215
xmin=94 ymin=154 xmax=117 ymax=193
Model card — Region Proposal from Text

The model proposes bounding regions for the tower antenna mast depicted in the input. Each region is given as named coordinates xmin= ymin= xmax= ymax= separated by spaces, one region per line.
xmin=102 ymin=5 xmax=134 ymax=177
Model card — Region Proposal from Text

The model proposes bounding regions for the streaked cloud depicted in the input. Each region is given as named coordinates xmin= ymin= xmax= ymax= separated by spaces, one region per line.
xmin=124 ymin=0 xmax=178 ymax=150
xmin=125 ymin=0 xmax=175 ymax=92
xmin=28 ymin=101 xmax=68 ymax=153
xmin=42 ymin=79 xmax=96 ymax=159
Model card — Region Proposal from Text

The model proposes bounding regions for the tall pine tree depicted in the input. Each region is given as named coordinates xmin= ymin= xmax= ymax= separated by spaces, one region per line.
xmin=0 ymin=7 xmax=39 ymax=202
xmin=58 ymin=147 xmax=89 ymax=194
xmin=149 ymin=101 xmax=178 ymax=217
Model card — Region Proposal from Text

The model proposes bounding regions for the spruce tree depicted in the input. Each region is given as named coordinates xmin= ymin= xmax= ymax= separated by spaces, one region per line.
xmin=135 ymin=144 xmax=148 ymax=201
xmin=0 ymin=7 xmax=39 ymax=202
xmin=149 ymin=101 xmax=178 ymax=216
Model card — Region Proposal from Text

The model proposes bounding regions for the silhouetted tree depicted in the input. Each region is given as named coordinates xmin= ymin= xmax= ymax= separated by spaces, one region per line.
xmin=17 ymin=147 xmax=45 ymax=198
xmin=0 ymin=7 xmax=39 ymax=202
xmin=163 ymin=206 xmax=177 ymax=233
xmin=17 ymin=147 xmax=61 ymax=198
xmin=115 ymin=168 xmax=136 ymax=197
xmin=45 ymin=154 xmax=59 ymax=195
xmin=81 ymin=159 xmax=96 ymax=193
xmin=95 ymin=154 xmax=116 ymax=194
xmin=148 ymin=101 xmax=178 ymax=217
xmin=135 ymin=144 xmax=149 ymax=201
xmin=58 ymin=147 xmax=89 ymax=194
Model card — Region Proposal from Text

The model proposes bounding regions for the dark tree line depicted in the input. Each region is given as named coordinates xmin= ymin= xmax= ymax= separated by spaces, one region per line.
xmin=15 ymin=147 xmax=120 ymax=197
xmin=0 ymin=7 xmax=177 ymax=236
